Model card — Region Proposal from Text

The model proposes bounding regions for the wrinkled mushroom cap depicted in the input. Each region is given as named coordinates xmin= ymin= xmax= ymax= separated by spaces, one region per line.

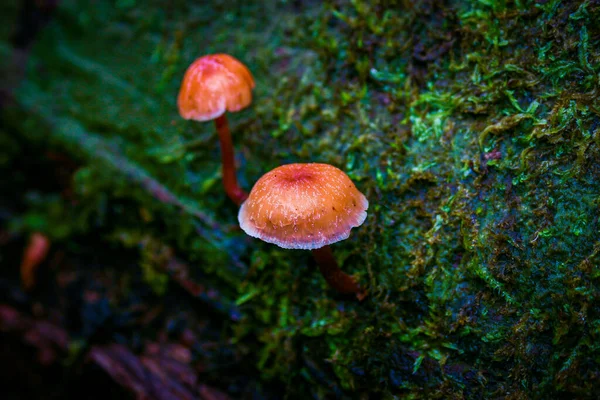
xmin=177 ymin=54 xmax=255 ymax=122
xmin=238 ymin=163 xmax=369 ymax=250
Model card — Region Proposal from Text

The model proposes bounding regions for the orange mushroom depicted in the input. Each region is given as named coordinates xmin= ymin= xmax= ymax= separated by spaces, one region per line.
xmin=178 ymin=54 xmax=255 ymax=205
xmin=20 ymin=232 xmax=51 ymax=291
xmin=239 ymin=163 xmax=368 ymax=299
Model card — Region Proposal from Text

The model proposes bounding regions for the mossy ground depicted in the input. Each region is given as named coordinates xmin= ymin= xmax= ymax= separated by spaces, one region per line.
xmin=1 ymin=0 xmax=600 ymax=398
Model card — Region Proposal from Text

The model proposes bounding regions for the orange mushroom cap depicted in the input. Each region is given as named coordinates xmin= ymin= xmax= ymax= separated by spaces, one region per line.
xmin=238 ymin=163 xmax=368 ymax=250
xmin=177 ymin=54 xmax=255 ymax=122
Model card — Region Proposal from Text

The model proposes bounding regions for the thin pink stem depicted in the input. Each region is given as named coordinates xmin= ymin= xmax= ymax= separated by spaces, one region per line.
xmin=312 ymin=246 xmax=365 ymax=300
xmin=215 ymin=114 xmax=248 ymax=205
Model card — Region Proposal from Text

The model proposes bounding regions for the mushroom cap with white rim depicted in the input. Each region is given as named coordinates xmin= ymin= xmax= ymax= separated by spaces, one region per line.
xmin=238 ymin=163 xmax=368 ymax=250
xmin=177 ymin=54 xmax=255 ymax=122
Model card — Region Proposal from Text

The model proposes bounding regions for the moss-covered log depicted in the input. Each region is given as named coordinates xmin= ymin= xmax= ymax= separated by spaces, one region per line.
xmin=1 ymin=0 xmax=600 ymax=398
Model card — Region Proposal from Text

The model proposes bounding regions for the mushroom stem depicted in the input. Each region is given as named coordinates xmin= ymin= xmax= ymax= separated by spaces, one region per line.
xmin=312 ymin=246 xmax=365 ymax=299
xmin=215 ymin=114 xmax=248 ymax=206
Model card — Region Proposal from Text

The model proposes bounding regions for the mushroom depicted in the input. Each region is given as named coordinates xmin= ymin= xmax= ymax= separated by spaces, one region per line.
xmin=21 ymin=232 xmax=50 ymax=291
xmin=178 ymin=54 xmax=255 ymax=205
xmin=238 ymin=163 xmax=368 ymax=299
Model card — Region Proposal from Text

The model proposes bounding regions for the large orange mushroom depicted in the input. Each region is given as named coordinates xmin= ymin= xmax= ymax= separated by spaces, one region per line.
xmin=178 ymin=54 xmax=255 ymax=205
xmin=239 ymin=163 xmax=368 ymax=298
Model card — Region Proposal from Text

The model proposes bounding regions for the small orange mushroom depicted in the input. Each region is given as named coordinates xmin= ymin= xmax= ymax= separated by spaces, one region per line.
xmin=239 ymin=163 xmax=368 ymax=298
xmin=178 ymin=54 xmax=255 ymax=205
